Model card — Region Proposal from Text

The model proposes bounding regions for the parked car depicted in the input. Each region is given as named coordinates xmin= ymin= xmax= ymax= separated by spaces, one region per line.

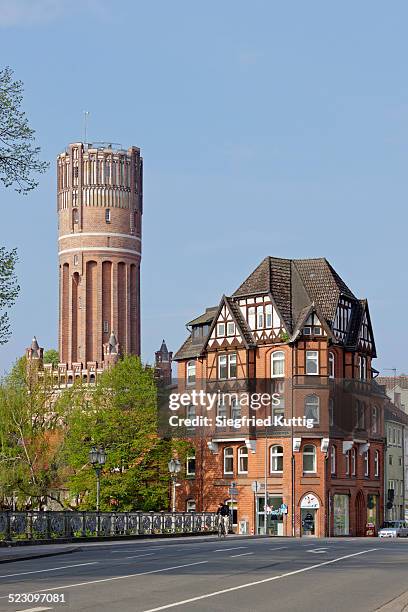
xmin=378 ymin=521 xmax=408 ymax=538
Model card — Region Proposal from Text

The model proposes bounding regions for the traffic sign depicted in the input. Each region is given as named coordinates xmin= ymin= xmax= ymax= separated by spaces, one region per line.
xmin=229 ymin=487 xmax=239 ymax=496
xmin=251 ymin=481 xmax=260 ymax=492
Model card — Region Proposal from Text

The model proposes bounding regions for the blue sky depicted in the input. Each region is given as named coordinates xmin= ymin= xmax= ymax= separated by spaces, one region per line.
xmin=0 ymin=0 xmax=407 ymax=375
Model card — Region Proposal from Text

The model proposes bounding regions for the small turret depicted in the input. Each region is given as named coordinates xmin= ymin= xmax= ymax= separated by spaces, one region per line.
xmin=25 ymin=336 xmax=44 ymax=362
xmin=155 ymin=339 xmax=172 ymax=385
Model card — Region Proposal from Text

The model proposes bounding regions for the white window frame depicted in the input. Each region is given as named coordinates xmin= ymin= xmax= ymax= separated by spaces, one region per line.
xmin=265 ymin=304 xmax=272 ymax=328
xmin=217 ymin=322 xmax=225 ymax=337
xmin=372 ymin=406 xmax=377 ymax=434
xmin=186 ymin=452 xmax=196 ymax=476
xmin=330 ymin=445 xmax=336 ymax=475
xmin=186 ymin=404 xmax=196 ymax=420
xmin=257 ymin=306 xmax=264 ymax=329
xmin=105 ymin=208 xmax=111 ymax=223
xmin=226 ymin=321 xmax=235 ymax=336
xmin=364 ymin=450 xmax=369 ymax=477
xmin=374 ymin=450 xmax=379 ymax=477
xmin=218 ymin=355 xmax=227 ymax=379
xmin=187 ymin=360 xmax=196 ymax=385
xmin=228 ymin=353 xmax=237 ymax=378
xmin=329 ymin=352 xmax=335 ymax=379
xmin=238 ymin=446 xmax=248 ymax=474
xmin=359 ymin=355 xmax=367 ymax=380
xmin=270 ymin=445 xmax=283 ymax=473
xmin=351 ymin=448 xmax=356 ymax=476
xmin=223 ymin=447 xmax=234 ymax=475
xmin=186 ymin=499 xmax=196 ymax=512
xmin=306 ymin=350 xmax=319 ymax=375
xmin=345 ymin=450 xmax=350 ymax=475
xmin=304 ymin=394 xmax=320 ymax=425
xmin=217 ymin=399 xmax=227 ymax=419
xmin=271 ymin=351 xmax=285 ymax=378
xmin=303 ymin=444 xmax=317 ymax=474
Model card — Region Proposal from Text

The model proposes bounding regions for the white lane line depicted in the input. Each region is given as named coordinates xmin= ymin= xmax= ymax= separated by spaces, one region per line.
xmin=213 ymin=546 xmax=248 ymax=552
xmin=141 ymin=548 xmax=378 ymax=612
xmin=125 ymin=553 xmax=155 ymax=559
xmin=0 ymin=562 xmax=98 ymax=580
xmin=270 ymin=546 xmax=288 ymax=550
xmin=15 ymin=608 xmax=53 ymax=612
xmin=230 ymin=552 xmax=254 ymax=558
xmin=0 ymin=560 xmax=208 ymax=599
xmin=307 ymin=548 xmax=329 ymax=554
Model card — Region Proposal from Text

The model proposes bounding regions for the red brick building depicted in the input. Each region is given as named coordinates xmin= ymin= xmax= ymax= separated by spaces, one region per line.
xmin=174 ymin=257 xmax=386 ymax=537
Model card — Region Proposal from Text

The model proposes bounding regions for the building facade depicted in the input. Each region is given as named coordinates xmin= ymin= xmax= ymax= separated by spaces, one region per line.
xmin=174 ymin=257 xmax=386 ymax=536
xmin=384 ymin=402 xmax=407 ymax=521
xmin=51 ymin=142 xmax=142 ymax=384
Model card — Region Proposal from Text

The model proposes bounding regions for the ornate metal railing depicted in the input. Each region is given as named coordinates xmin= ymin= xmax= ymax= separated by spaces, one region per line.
xmin=0 ymin=511 xmax=218 ymax=542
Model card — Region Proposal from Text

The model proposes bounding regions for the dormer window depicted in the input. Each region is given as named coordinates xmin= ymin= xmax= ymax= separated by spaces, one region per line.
xmin=303 ymin=313 xmax=322 ymax=335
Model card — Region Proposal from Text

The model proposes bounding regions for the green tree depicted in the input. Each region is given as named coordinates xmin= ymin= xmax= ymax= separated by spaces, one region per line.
xmin=0 ymin=66 xmax=48 ymax=193
xmin=0 ymin=357 xmax=67 ymax=509
xmin=43 ymin=349 xmax=59 ymax=368
xmin=62 ymin=356 xmax=187 ymax=511
xmin=0 ymin=247 xmax=19 ymax=345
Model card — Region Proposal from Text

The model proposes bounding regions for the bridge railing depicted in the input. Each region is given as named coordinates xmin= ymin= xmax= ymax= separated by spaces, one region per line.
xmin=0 ymin=511 xmax=218 ymax=542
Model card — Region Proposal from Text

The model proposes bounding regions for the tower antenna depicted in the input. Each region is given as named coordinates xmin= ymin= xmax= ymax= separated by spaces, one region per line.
xmin=83 ymin=111 xmax=90 ymax=143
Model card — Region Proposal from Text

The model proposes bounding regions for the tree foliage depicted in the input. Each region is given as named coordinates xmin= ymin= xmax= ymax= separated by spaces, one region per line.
xmin=61 ymin=356 xmax=187 ymax=511
xmin=0 ymin=66 xmax=48 ymax=193
xmin=0 ymin=358 xmax=66 ymax=509
xmin=0 ymin=247 xmax=19 ymax=345
xmin=43 ymin=349 xmax=59 ymax=368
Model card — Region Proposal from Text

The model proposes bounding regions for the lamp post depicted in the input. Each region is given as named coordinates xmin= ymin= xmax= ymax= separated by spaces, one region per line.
xmin=168 ymin=458 xmax=181 ymax=512
xmin=89 ymin=446 xmax=106 ymax=512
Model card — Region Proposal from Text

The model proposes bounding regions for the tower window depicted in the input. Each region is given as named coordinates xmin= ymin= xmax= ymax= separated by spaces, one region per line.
xmin=103 ymin=321 xmax=109 ymax=333
xmin=73 ymin=208 xmax=79 ymax=224
xmin=105 ymin=208 xmax=111 ymax=223
xmin=74 ymin=255 xmax=78 ymax=266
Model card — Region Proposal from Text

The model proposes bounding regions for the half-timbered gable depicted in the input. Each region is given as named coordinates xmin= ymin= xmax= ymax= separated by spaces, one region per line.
xmin=205 ymin=296 xmax=252 ymax=351
xmin=236 ymin=295 xmax=286 ymax=343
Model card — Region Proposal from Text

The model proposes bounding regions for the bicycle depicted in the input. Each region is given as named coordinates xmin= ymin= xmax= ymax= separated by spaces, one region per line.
xmin=217 ymin=516 xmax=228 ymax=539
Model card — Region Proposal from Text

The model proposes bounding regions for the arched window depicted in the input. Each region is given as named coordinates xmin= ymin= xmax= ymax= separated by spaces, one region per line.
xmin=238 ymin=446 xmax=248 ymax=474
xmin=374 ymin=450 xmax=380 ymax=477
xmin=329 ymin=352 xmax=335 ymax=379
xmin=187 ymin=360 xmax=196 ymax=385
xmin=186 ymin=499 xmax=196 ymax=512
xmin=330 ymin=445 xmax=336 ymax=475
xmin=304 ymin=395 xmax=320 ymax=425
xmin=270 ymin=445 xmax=283 ymax=473
xmin=271 ymin=351 xmax=285 ymax=378
xmin=303 ymin=444 xmax=316 ymax=473
xmin=223 ymin=447 xmax=234 ymax=475
xmin=72 ymin=208 xmax=79 ymax=224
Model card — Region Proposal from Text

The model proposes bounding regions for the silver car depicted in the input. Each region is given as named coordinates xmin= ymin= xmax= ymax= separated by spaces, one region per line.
xmin=378 ymin=521 xmax=408 ymax=538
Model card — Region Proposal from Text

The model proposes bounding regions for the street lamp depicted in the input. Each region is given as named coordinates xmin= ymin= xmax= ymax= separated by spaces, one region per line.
xmin=89 ymin=446 xmax=106 ymax=512
xmin=168 ymin=458 xmax=181 ymax=512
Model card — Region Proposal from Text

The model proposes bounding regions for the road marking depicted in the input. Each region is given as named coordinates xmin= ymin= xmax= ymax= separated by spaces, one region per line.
xmin=140 ymin=548 xmax=378 ymax=611
xmin=270 ymin=546 xmax=287 ymax=550
xmin=0 ymin=562 xmax=98 ymax=579
xmin=125 ymin=553 xmax=155 ymax=559
xmin=230 ymin=552 xmax=254 ymax=558
xmin=213 ymin=546 xmax=248 ymax=552
xmin=307 ymin=548 xmax=328 ymax=554
xmin=0 ymin=561 xmax=208 ymax=599
xmin=15 ymin=608 xmax=53 ymax=612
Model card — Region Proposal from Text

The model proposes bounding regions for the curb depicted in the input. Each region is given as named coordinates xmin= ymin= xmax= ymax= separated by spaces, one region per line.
xmin=0 ymin=546 xmax=82 ymax=564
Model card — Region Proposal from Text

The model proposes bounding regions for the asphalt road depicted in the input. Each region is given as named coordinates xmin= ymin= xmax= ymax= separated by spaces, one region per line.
xmin=0 ymin=536 xmax=407 ymax=612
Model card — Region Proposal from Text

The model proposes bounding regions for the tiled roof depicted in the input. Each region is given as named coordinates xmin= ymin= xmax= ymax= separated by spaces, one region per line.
xmin=384 ymin=402 xmax=408 ymax=425
xmin=188 ymin=307 xmax=218 ymax=326
xmin=173 ymin=336 xmax=201 ymax=361
xmin=377 ymin=376 xmax=408 ymax=390
xmin=175 ymin=256 xmax=374 ymax=359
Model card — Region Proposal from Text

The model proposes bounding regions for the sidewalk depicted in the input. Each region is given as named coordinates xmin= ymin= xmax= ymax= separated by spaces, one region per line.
xmin=0 ymin=543 xmax=82 ymax=564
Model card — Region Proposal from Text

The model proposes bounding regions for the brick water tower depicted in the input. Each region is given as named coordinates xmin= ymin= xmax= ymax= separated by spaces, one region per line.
xmin=57 ymin=142 xmax=142 ymax=368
